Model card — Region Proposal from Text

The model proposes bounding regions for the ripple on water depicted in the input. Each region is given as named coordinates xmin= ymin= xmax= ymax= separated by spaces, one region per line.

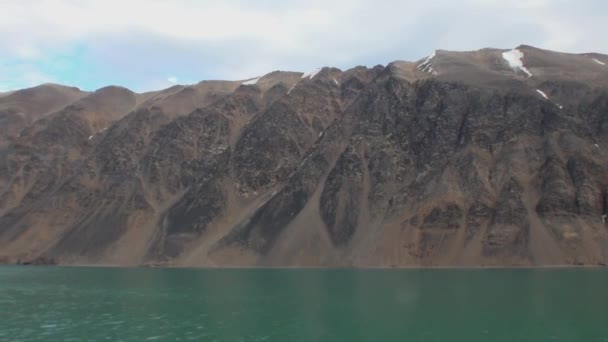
xmin=2 ymin=267 xmax=608 ymax=341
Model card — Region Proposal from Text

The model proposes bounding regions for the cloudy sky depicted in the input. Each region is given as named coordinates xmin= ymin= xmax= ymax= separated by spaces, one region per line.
xmin=1 ymin=0 xmax=606 ymax=92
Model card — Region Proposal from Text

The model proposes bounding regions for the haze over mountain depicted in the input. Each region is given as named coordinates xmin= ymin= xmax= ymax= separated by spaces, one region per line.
xmin=1 ymin=45 xmax=607 ymax=267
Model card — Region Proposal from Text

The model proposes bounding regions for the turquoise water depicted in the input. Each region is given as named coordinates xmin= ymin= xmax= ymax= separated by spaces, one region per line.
xmin=0 ymin=266 xmax=607 ymax=341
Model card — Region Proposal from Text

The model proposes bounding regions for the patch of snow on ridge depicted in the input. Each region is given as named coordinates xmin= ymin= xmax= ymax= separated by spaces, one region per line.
xmin=418 ymin=50 xmax=436 ymax=68
xmin=502 ymin=49 xmax=533 ymax=77
xmin=242 ymin=76 xmax=261 ymax=85
xmin=88 ymin=127 xmax=109 ymax=140
xmin=302 ymin=68 xmax=322 ymax=79
xmin=592 ymin=58 xmax=606 ymax=66
xmin=417 ymin=50 xmax=438 ymax=75
xmin=535 ymin=89 xmax=562 ymax=109
xmin=287 ymin=83 xmax=297 ymax=95
xmin=536 ymin=89 xmax=549 ymax=100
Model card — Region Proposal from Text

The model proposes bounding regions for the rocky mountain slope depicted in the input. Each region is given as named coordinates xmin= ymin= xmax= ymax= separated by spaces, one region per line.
xmin=1 ymin=45 xmax=607 ymax=267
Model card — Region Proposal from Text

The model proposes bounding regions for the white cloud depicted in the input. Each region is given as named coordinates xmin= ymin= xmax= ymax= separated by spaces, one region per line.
xmin=0 ymin=0 xmax=606 ymax=91
xmin=13 ymin=45 xmax=41 ymax=60
xmin=0 ymin=1 xmax=333 ymax=54
xmin=167 ymin=76 xmax=178 ymax=84
xmin=22 ymin=71 xmax=53 ymax=86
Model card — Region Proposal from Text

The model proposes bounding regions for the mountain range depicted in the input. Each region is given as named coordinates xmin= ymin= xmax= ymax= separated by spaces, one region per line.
xmin=1 ymin=44 xmax=607 ymax=267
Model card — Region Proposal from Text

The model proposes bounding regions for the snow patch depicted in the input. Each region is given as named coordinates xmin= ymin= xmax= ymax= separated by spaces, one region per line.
xmin=417 ymin=50 xmax=438 ymax=76
xmin=332 ymin=78 xmax=339 ymax=86
xmin=242 ymin=76 xmax=261 ymax=85
xmin=89 ymin=127 xmax=108 ymax=140
xmin=536 ymin=89 xmax=549 ymax=100
xmin=502 ymin=49 xmax=533 ymax=77
xmin=592 ymin=58 xmax=606 ymax=66
xmin=302 ymin=68 xmax=322 ymax=79
xmin=287 ymin=83 xmax=297 ymax=95
xmin=535 ymin=89 xmax=562 ymax=109
xmin=418 ymin=51 xmax=436 ymax=68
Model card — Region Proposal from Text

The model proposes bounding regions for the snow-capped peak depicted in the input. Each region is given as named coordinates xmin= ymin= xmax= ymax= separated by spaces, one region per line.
xmin=592 ymin=58 xmax=606 ymax=66
xmin=502 ymin=49 xmax=533 ymax=77
xmin=242 ymin=76 xmax=262 ymax=85
xmin=418 ymin=50 xmax=436 ymax=67
xmin=417 ymin=50 xmax=438 ymax=76
xmin=302 ymin=68 xmax=322 ymax=79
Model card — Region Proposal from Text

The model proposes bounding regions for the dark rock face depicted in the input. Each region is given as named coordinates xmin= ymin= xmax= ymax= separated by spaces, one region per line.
xmin=422 ymin=204 xmax=463 ymax=230
xmin=18 ymin=256 xmax=56 ymax=266
xmin=466 ymin=202 xmax=494 ymax=243
xmin=234 ymin=102 xmax=310 ymax=197
xmin=1 ymin=46 xmax=608 ymax=267
xmin=485 ymin=178 xmax=529 ymax=257
xmin=320 ymin=145 xmax=364 ymax=245
xmin=221 ymin=177 xmax=311 ymax=254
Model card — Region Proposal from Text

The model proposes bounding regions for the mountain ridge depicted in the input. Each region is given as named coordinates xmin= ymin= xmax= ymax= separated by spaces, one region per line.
xmin=1 ymin=44 xmax=607 ymax=267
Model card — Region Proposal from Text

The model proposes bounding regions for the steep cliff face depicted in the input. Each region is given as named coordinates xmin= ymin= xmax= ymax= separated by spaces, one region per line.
xmin=1 ymin=45 xmax=607 ymax=267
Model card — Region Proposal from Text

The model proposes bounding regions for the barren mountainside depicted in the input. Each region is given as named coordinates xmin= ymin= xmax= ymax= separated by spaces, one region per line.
xmin=1 ymin=45 xmax=608 ymax=267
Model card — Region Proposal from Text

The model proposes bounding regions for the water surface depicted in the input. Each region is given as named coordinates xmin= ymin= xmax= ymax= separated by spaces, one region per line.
xmin=1 ymin=266 xmax=607 ymax=341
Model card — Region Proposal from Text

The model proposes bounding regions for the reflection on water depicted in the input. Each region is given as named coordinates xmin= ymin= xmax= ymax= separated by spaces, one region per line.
xmin=1 ymin=266 xmax=607 ymax=341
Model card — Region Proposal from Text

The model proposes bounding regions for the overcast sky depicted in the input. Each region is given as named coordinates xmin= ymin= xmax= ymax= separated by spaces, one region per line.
xmin=1 ymin=0 xmax=606 ymax=92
